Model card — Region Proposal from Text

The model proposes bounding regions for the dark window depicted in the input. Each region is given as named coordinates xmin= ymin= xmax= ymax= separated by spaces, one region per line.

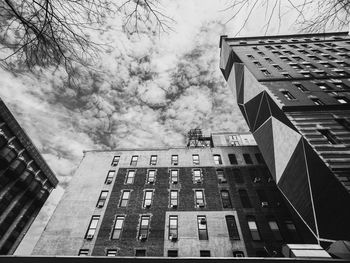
xmin=169 ymin=215 xmax=178 ymax=240
xmin=221 ymin=190 xmax=232 ymax=208
xmin=130 ymin=155 xmax=138 ymax=166
xmin=147 ymin=170 xmax=156 ymax=184
xmin=233 ymin=169 xmax=244 ymax=183
xmin=257 ymin=189 xmax=269 ymax=207
xmin=239 ymin=189 xmax=252 ymax=208
xmin=96 ymin=191 xmax=108 ymax=208
xmin=192 ymin=154 xmax=199 ymax=165
xmin=254 ymin=61 xmax=262 ymax=67
xmin=294 ymin=83 xmax=308 ymax=92
xmin=170 ymin=190 xmax=178 ymax=207
xmin=273 ymin=64 xmax=283 ymax=71
xmin=280 ymin=56 xmax=291 ymax=62
xmin=168 ymin=250 xmax=178 ymax=257
xmin=135 ymin=249 xmax=146 ymax=256
xmin=233 ymin=251 xmax=244 ymax=257
xmin=171 ymin=155 xmax=178 ymax=165
xmin=247 ymin=55 xmax=255 ymax=60
xmin=282 ymin=91 xmax=296 ymax=100
xmin=256 ymin=250 xmax=269 ymax=257
xmin=255 ymin=153 xmax=264 ymax=164
xmin=268 ymin=219 xmax=283 ymax=240
xmin=125 ymin=170 xmax=135 ymax=184
xmin=111 ymin=156 xmax=120 ymax=166
xmin=200 ymin=250 xmax=211 ymax=257
xmin=247 ymin=217 xmax=261 ymax=241
xmin=197 ymin=216 xmax=208 ymax=240
xmin=138 ymin=216 xmax=150 ymax=240
xmin=150 ymin=155 xmax=157 ymax=165
xmin=249 ymin=168 xmax=261 ymax=183
xmin=213 ymin=154 xmax=222 ymax=165
xmin=112 ymin=216 xmax=125 ymax=239
xmin=311 ymin=97 xmax=324 ymax=105
xmin=285 ymin=220 xmax=299 ymax=242
xmin=105 ymin=170 xmax=115 ymax=184
xmin=228 ymin=154 xmax=238 ymax=164
xmin=120 ymin=190 xmax=130 ymax=207
xmin=78 ymin=249 xmax=89 ymax=256
xmin=217 ymin=170 xmax=227 ymax=183
xmin=170 ymin=170 xmax=179 ymax=184
xmin=335 ymin=118 xmax=350 ymax=131
xmin=85 ymin=216 xmax=99 ymax=239
xmin=243 ymin=154 xmax=253 ymax=164
xmin=261 ymin=69 xmax=271 ymax=76
xmin=226 ymin=215 xmax=240 ymax=240
xmin=106 ymin=250 xmax=118 ymax=256
xmin=318 ymin=129 xmax=340 ymax=144
xmin=282 ymin=73 xmax=292 ymax=78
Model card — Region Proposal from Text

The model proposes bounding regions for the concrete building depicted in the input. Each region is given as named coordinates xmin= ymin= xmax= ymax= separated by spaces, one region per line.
xmin=219 ymin=32 xmax=350 ymax=248
xmin=32 ymin=131 xmax=315 ymax=257
xmin=0 ymin=98 xmax=58 ymax=254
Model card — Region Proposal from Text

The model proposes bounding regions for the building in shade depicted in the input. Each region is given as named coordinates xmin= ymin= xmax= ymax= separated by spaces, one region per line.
xmin=32 ymin=131 xmax=316 ymax=258
xmin=219 ymin=32 xmax=350 ymax=247
xmin=0 ymin=98 xmax=58 ymax=254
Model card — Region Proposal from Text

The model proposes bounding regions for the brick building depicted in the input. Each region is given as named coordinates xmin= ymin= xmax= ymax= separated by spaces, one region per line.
xmin=32 ymin=132 xmax=315 ymax=257
xmin=219 ymin=32 xmax=350 ymax=247
xmin=0 ymin=98 xmax=58 ymax=254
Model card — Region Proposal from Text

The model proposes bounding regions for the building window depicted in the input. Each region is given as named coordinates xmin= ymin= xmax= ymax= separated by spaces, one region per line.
xmin=226 ymin=215 xmax=240 ymax=240
xmin=195 ymin=190 xmax=205 ymax=207
xmin=111 ymin=156 xmax=120 ymax=166
xmin=143 ymin=190 xmax=153 ymax=208
xmin=150 ymin=155 xmax=157 ymax=165
xmin=130 ymin=155 xmax=138 ymax=166
xmin=96 ymin=191 xmax=108 ymax=208
xmin=217 ymin=169 xmax=227 ymax=183
xmin=233 ymin=169 xmax=244 ymax=183
xmin=78 ymin=249 xmax=89 ymax=256
xmin=139 ymin=216 xmax=150 ymax=240
xmin=285 ymin=220 xmax=298 ymax=242
xmin=228 ymin=134 xmax=240 ymax=145
xmin=192 ymin=154 xmax=200 ymax=165
xmin=125 ymin=170 xmax=135 ymax=184
xmin=120 ymin=190 xmax=130 ymax=207
xmin=228 ymin=154 xmax=238 ymax=164
xmin=253 ymin=61 xmax=262 ymax=67
xmin=112 ymin=216 xmax=125 ymax=239
xmin=197 ymin=216 xmax=208 ymax=240
xmin=135 ymin=249 xmax=146 ymax=256
xmin=105 ymin=170 xmax=115 ymax=184
xmin=282 ymin=91 xmax=296 ymax=100
xmin=257 ymin=189 xmax=269 ymax=207
xmin=310 ymin=97 xmax=324 ymax=105
xmin=273 ymin=64 xmax=283 ymax=71
xmin=294 ymin=83 xmax=308 ymax=92
xmin=317 ymin=83 xmax=332 ymax=91
xmin=168 ymin=250 xmax=178 ymax=257
xmin=243 ymin=154 xmax=253 ymax=164
xmin=170 ymin=190 xmax=178 ymax=208
xmin=247 ymin=55 xmax=255 ymax=60
xmin=318 ymin=129 xmax=340 ymax=144
xmin=282 ymin=73 xmax=292 ymax=78
xmin=268 ymin=219 xmax=282 ymax=240
xmin=247 ymin=217 xmax=261 ymax=241
xmin=169 ymin=215 xmax=178 ymax=240
xmin=250 ymin=168 xmax=261 ymax=183
xmin=261 ymin=69 xmax=271 ymax=76
xmin=239 ymin=189 xmax=252 ymax=208
xmin=335 ymin=118 xmax=350 ymax=131
xmin=200 ymin=250 xmax=211 ymax=257
xmin=233 ymin=251 xmax=244 ymax=257
xmin=255 ymin=153 xmax=264 ymax=164
xmin=280 ymin=56 xmax=291 ymax=62
xmin=85 ymin=216 xmax=100 ymax=239
xmin=147 ymin=170 xmax=156 ymax=184
xmin=221 ymin=190 xmax=232 ymax=208
xmin=213 ymin=154 xmax=222 ymax=165
xmin=106 ymin=250 xmax=118 ymax=256
xmin=193 ymin=169 xmax=202 ymax=183
xmin=170 ymin=169 xmax=179 ymax=184
xmin=171 ymin=155 xmax=178 ymax=165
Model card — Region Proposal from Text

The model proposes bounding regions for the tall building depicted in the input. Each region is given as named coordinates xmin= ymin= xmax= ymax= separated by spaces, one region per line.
xmin=32 ymin=131 xmax=316 ymax=258
xmin=0 ymin=98 xmax=58 ymax=254
xmin=219 ymin=32 xmax=350 ymax=247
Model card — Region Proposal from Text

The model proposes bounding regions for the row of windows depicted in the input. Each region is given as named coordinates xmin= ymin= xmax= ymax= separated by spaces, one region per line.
xmin=97 ymin=187 xmax=278 ymax=210
xmin=110 ymin=153 xmax=264 ymax=167
xmin=79 ymin=248 xmax=245 ymax=257
xmin=280 ymin=89 xmax=349 ymax=105
xmin=84 ymin=214 xmax=297 ymax=243
xmin=105 ymin=167 xmax=273 ymax=186
xmin=106 ymin=167 xmax=272 ymax=186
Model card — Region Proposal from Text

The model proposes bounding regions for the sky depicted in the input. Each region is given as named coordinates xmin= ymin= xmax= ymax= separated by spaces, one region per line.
xmin=2 ymin=0 xmax=334 ymax=255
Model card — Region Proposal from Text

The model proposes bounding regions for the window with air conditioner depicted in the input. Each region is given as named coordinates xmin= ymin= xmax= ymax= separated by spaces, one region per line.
xmin=85 ymin=216 xmax=100 ymax=240
xmin=169 ymin=215 xmax=178 ymax=241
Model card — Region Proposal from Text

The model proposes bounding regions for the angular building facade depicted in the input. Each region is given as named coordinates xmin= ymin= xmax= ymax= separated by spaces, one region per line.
xmin=32 ymin=132 xmax=313 ymax=257
xmin=219 ymin=32 xmax=350 ymax=246
xmin=0 ymin=98 xmax=58 ymax=254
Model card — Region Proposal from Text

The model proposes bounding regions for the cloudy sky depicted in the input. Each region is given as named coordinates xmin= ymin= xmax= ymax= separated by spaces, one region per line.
xmin=3 ymin=0 xmax=329 ymax=254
